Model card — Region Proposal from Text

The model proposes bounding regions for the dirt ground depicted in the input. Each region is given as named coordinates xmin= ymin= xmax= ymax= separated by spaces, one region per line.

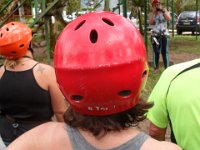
xmin=148 ymin=51 xmax=200 ymax=65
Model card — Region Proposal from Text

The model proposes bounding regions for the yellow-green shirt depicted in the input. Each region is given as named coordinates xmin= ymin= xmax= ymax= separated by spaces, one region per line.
xmin=147 ymin=59 xmax=200 ymax=150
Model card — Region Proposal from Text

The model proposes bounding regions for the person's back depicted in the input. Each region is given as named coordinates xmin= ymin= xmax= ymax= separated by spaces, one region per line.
xmin=7 ymin=12 xmax=181 ymax=150
xmin=0 ymin=22 xmax=67 ymax=145
xmin=0 ymin=60 xmax=53 ymax=121
xmin=147 ymin=59 xmax=200 ymax=150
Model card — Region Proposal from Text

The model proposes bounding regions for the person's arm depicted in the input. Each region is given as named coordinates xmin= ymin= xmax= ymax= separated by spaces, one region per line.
xmin=162 ymin=8 xmax=171 ymax=21
xmin=7 ymin=127 xmax=39 ymax=150
xmin=149 ymin=12 xmax=155 ymax=25
xmin=149 ymin=4 xmax=159 ymax=25
xmin=141 ymin=136 xmax=182 ymax=150
xmin=7 ymin=122 xmax=66 ymax=150
xmin=47 ymin=66 xmax=68 ymax=122
xmin=146 ymin=68 xmax=174 ymax=141
xmin=148 ymin=120 xmax=167 ymax=141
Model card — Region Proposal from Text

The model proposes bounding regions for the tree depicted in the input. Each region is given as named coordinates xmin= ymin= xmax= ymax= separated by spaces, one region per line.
xmin=18 ymin=0 xmax=26 ymax=23
xmin=130 ymin=0 xmax=145 ymax=34
xmin=0 ymin=0 xmax=19 ymax=24
xmin=161 ymin=0 xmax=200 ymax=15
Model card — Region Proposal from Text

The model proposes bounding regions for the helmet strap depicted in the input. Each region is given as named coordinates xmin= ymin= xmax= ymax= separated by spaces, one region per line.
xmin=28 ymin=42 xmax=33 ymax=54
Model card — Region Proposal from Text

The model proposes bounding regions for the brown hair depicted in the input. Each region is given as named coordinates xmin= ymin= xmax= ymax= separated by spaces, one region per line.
xmin=64 ymin=99 xmax=153 ymax=138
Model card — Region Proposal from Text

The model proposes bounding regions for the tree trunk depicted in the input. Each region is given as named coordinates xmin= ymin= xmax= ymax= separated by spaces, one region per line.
xmin=18 ymin=0 xmax=26 ymax=23
xmin=104 ymin=0 xmax=110 ymax=11
xmin=137 ymin=7 xmax=144 ymax=35
xmin=0 ymin=0 xmax=19 ymax=23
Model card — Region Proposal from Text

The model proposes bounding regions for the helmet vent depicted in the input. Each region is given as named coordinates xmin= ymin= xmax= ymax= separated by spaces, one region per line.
xmin=102 ymin=18 xmax=114 ymax=26
xmin=90 ymin=30 xmax=98 ymax=43
xmin=142 ymin=70 xmax=148 ymax=78
xmin=75 ymin=20 xmax=86 ymax=30
xmin=118 ymin=90 xmax=132 ymax=97
xmin=0 ymin=33 xmax=3 ymax=38
xmin=19 ymin=44 xmax=24 ymax=48
xmin=11 ymin=51 xmax=16 ymax=54
xmin=6 ymin=28 xmax=9 ymax=31
xmin=11 ymin=23 xmax=15 ymax=25
xmin=71 ymin=95 xmax=83 ymax=101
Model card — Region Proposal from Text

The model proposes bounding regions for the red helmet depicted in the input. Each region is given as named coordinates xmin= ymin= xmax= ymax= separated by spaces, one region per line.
xmin=54 ymin=11 xmax=148 ymax=116
xmin=0 ymin=22 xmax=32 ymax=60
xmin=152 ymin=0 xmax=160 ymax=4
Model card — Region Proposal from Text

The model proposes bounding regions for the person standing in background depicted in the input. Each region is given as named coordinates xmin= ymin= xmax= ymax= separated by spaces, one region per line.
xmin=149 ymin=0 xmax=171 ymax=73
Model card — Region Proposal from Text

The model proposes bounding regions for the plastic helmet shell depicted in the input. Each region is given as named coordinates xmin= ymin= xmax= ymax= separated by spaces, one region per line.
xmin=0 ymin=22 xmax=32 ymax=60
xmin=54 ymin=11 xmax=148 ymax=116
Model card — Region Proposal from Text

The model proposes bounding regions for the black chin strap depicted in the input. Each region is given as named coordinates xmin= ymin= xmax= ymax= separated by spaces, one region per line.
xmin=28 ymin=42 xmax=33 ymax=53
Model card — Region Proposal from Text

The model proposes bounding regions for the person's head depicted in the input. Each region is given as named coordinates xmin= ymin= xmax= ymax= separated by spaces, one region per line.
xmin=152 ymin=0 xmax=161 ymax=8
xmin=152 ymin=0 xmax=160 ymax=5
xmin=54 ymin=11 xmax=152 ymax=137
xmin=0 ymin=22 xmax=32 ymax=60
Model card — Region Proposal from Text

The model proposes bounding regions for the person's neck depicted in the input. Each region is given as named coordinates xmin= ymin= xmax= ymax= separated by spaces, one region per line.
xmin=22 ymin=55 xmax=33 ymax=59
xmin=22 ymin=50 xmax=34 ymax=59
xmin=16 ymin=56 xmax=33 ymax=65
xmin=4 ymin=51 xmax=34 ymax=69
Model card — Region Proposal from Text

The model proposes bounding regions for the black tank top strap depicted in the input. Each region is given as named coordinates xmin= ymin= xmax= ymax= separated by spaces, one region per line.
xmin=3 ymin=63 xmax=39 ymax=71
xmin=31 ymin=62 xmax=40 ymax=69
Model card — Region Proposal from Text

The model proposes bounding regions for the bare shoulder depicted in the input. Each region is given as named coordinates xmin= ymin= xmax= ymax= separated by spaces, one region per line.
xmin=33 ymin=63 xmax=56 ymax=82
xmin=34 ymin=122 xmax=67 ymax=137
xmin=7 ymin=122 xmax=68 ymax=150
xmin=141 ymin=138 xmax=182 ymax=150
xmin=33 ymin=121 xmax=64 ymax=131
xmin=29 ymin=122 xmax=67 ymax=138
xmin=35 ymin=63 xmax=54 ymax=74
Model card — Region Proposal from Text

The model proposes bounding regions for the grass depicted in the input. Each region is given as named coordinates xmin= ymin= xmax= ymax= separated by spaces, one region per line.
xmin=142 ymin=34 xmax=200 ymax=100
xmin=169 ymin=35 xmax=200 ymax=53
xmin=146 ymin=34 xmax=200 ymax=53
xmin=141 ymin=67 xmax=163 ymax=101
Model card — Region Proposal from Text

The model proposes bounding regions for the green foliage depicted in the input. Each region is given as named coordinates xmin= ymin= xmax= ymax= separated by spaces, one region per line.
xmin=131 ymin=0 xmax=144 ymax=7
xmin=65 ymin=0 xmax=80 ymax=14
xmin=0 ymin=0 xmax=10 ymax=8
xmin=0 ymin=0 xmax=12 ymax=15
xmin=173 ymin=0 xmax=200 ymax=15
xmin=141 ymin=67 xmax=163 ymax=101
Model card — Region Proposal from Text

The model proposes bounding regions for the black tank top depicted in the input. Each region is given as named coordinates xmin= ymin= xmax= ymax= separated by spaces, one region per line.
xmin=0 ymin=63 xmax=53 ymax=121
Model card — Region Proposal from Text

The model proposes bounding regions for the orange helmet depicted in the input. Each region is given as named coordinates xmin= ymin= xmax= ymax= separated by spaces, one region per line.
xmin=0 ymin=22 xmax=32 ymax=60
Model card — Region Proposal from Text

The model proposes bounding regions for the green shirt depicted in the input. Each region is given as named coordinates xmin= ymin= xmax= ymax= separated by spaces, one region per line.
xmin=147 ymin=59 xmax=200 ymax=150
